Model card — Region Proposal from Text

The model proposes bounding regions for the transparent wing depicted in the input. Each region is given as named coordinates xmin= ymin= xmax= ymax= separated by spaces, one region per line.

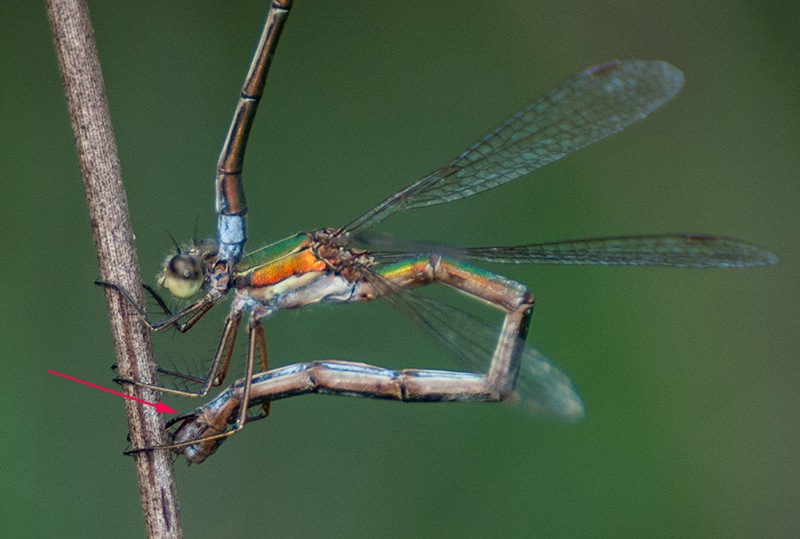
xmin=462 ymin=234 xmax=779 ymax=268
xmin=346 ymin=60 xmax=684 ymax=234
xmin=366 ymin=234 xmax=778 ymax=268
xmin=382 ymin=285 xmax=584 ymax=420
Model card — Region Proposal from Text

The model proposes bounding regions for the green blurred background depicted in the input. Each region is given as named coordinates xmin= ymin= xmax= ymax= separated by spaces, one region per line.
xmin=2 ymin=1 xmax=797 ymax=537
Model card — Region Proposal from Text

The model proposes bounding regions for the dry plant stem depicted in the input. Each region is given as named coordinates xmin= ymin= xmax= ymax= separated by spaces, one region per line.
xmin=46 ymin=0 xmax=182 ymax=536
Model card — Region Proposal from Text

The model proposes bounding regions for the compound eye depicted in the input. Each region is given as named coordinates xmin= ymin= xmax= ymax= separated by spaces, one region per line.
xmin=157 ymin=253 xmax=203 ymax=298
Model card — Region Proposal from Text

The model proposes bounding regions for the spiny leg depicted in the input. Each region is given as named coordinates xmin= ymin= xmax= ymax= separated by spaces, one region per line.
xmin=236 ymin=318 xmax=261 ymax=427
xmin=127 ymin=315 xmax=267 ymax=457
xmin=141 ymin=283 xmax=215 ymax=333
xmin=139 ymin=282 xmax=224 ymax=385
xmin=99 ymin=279 xmax=221 ymax=386
xmin=250 ymin=320 xmax=271 ymax=419
xmin=96 ymin=279 xmax=219 ymax=333
xmin=117 ymin=309 xmax=243 ymax=399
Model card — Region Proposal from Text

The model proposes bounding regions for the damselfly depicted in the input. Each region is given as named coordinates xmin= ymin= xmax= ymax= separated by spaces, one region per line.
xmin=102 ymin=1 xmax=777 ymax=463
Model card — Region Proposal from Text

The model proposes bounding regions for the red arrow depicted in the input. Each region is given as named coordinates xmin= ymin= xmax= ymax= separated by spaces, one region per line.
xmin=48 ymin=369 xmax=177 ymax=414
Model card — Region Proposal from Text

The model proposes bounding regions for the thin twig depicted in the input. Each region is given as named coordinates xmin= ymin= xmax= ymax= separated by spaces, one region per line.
xmin=46 ymin=1 xmax=182 ymax=536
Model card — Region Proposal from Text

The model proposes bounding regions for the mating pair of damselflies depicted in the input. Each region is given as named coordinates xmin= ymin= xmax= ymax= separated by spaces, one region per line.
xmin=101 ymin=0 xmax=777 ymax=464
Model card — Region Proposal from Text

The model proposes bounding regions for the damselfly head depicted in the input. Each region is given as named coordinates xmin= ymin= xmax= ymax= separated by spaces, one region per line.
xmin=157 ymin=240 xmax=218 ymax=298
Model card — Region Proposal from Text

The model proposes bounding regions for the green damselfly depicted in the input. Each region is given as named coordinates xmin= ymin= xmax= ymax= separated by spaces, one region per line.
xmin=102 ymin=1 xmax=777 ymax=463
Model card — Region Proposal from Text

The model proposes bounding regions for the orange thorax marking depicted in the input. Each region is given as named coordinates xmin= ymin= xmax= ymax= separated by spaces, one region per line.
xmin=247 ymin=249 xmax=327 ymax=287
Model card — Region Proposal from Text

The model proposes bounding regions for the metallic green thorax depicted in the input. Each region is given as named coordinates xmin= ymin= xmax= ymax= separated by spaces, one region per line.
xmin=235 ymin=233 xmax=311 ymax=273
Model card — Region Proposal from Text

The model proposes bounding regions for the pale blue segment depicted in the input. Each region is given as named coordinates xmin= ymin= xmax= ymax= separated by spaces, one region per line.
xmin=217 ymin=214 xmax=246 ymax=260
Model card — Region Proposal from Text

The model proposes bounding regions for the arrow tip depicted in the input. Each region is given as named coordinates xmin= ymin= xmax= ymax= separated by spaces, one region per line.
xmin=155 ymin=402 xmax=177 ymax=414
